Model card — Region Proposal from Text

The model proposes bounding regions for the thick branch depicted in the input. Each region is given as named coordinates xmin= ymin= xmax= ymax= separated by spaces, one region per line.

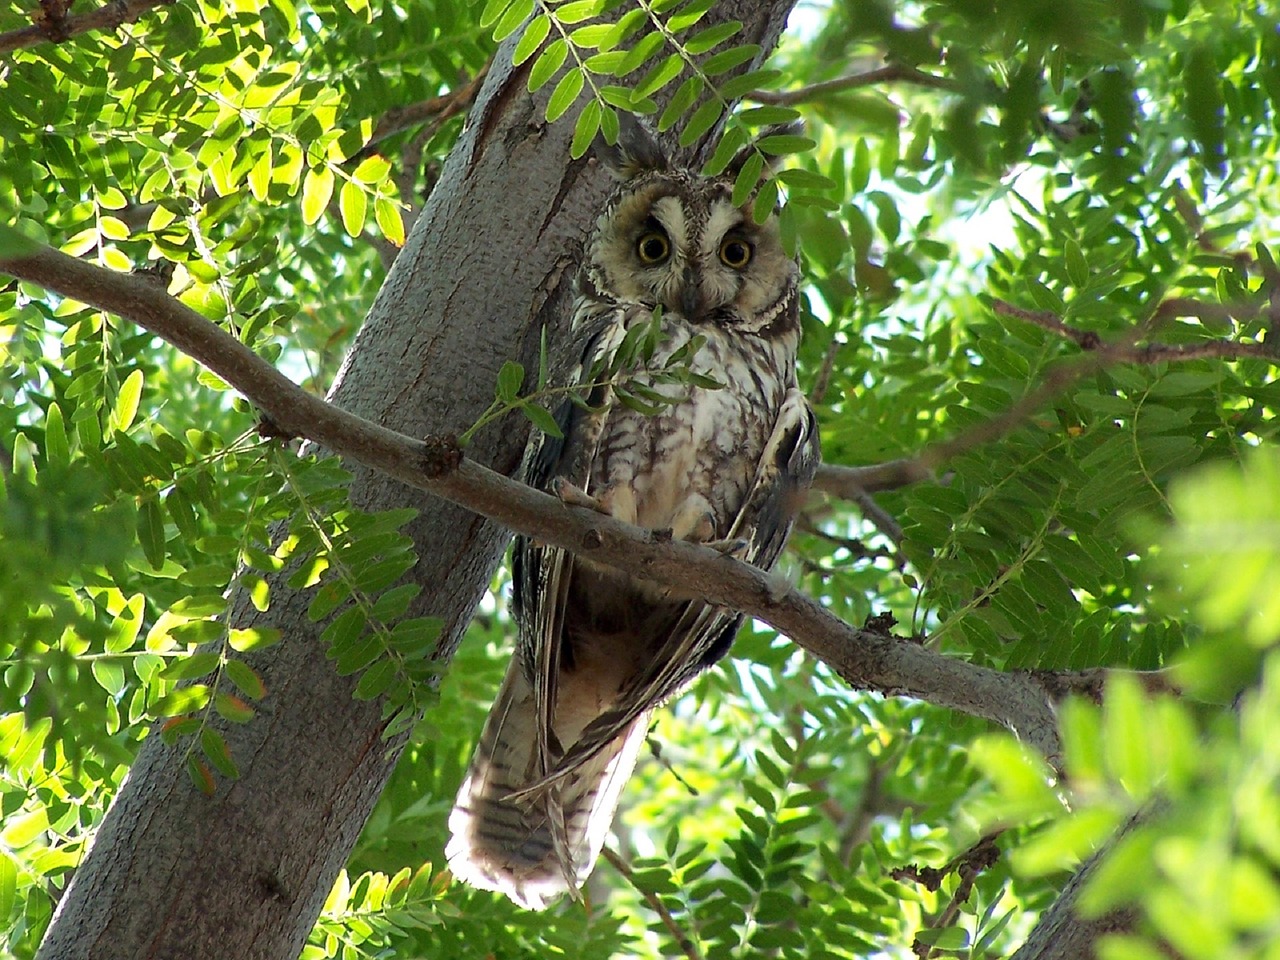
xmin=812 ymin=459 xmax=933 ymax=496
xmin=1 ymin=239 xmax=1082 ymax=763
xmin=0 ymin=0 xmax=172 ymax=55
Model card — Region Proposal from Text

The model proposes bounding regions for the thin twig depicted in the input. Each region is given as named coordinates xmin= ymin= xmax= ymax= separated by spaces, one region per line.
xmin=749 ymin=62 xmax=955 ymax=107
xmin=0 ymin=0 xmax=173 ymax=56
xmin=894 ymin=834 xmax=1003 ymax=960
xmin=898 ymin=297 xmax=1280 ymax=477
xmin=810 ymin=295 xmax=1279 ymax=513
xmin=362 ymin=62 xmax=491 ymax=154
xmin=992 ymin=297 xmax=1272 ymax=352
xmin=602 ymin=848 xmax=702 ymax=960
xmin=808 ymin=335 xmax=842 ymax=406
xmin=796 ymin=515 xmax=899 ymax=566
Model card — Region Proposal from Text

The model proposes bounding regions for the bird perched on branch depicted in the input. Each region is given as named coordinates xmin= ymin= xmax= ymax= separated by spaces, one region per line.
xmin=447 ymin=116 xmax=820 ymax=909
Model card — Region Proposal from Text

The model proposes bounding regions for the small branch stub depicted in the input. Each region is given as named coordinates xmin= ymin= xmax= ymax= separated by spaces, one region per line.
xmin=420 ymin=434 xmax=462 ymax=478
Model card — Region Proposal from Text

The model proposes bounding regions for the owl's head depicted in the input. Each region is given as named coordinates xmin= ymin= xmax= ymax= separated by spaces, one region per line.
xmin=582 ymin=117 xmax=798 ymax=334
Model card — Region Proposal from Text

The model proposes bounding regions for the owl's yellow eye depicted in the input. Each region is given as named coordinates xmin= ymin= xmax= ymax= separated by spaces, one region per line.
xmin=719 ymin=237 xmax=753 ymax=268
xmin=636 ymin=231 xmax=670 ymax=264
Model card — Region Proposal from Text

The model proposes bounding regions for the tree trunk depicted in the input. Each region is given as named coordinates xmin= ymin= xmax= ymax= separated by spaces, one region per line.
xmin=36 ymin=5 xmax=794 ymax=958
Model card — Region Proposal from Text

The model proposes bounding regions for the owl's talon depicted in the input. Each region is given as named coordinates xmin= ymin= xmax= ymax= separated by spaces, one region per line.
xmin=555 ymin=478 xmax=607 ymax=513
xmin=705 ymin=537 xmax=750 ymax=559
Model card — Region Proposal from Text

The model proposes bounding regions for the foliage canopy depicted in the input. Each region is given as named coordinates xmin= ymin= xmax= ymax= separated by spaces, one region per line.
xmin=2 ymin=0 xmax=1280 ymax=957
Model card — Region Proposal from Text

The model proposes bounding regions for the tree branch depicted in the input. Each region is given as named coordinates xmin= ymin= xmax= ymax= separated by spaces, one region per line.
xmin=362 ymin=63 xmax=491 ymax=154
xmin=0 ymin=0 xmax=172 ymax=56
xmin=748 ymin=62 xmax=955 ymax=107
xmin=990 ymin=297 xmax=1277 ymax=361
xmin=0 ymin=237 xmax=1097 ymax=765
xmin=811 ymin=460 xmax=934 ymax=497
xmin=814 ymin=296 xmax=1280 ymax=505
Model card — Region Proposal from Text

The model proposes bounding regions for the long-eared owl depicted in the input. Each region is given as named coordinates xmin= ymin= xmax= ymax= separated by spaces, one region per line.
xmin=447 ymin=116 xmax=820 ymax=909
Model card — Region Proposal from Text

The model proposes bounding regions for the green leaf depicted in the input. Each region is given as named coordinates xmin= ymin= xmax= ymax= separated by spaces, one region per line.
xmin=215 ymin=691 xmax=256 ymax=724
xmin=634 ymin=54 xmax=684 ymax=100
xmin=248 ymin=142 xmax=272 ymax=201
xmin=138 ymin=499 xmax=166 ymax=570
xmin=354 ymin=658 xmax=398 ymax=700
xmin=228 ymin=627 xmax=281 ymax=652
xmin=307 ymin=582 xmax=350 ymax=621
xmin=732 ymin=153 xmax=764 ymax=206
xmin=159 ymin=651 xmax=220 ymax=682
xmin=1065 ymin=238 xmax=1089 ymax=288
xmin=113 ymin=368 xmax=144 ymax=433
xmin=571 ymin=100 xmax=602 ymax=159
xmin=0 ymin=809 xmax=48 ymax=849
xmin=776 ymin=168 xmax=835 ymax=191
xmin=678 ymin=99 xmax=723 ymax=147
xmin=374 ymin=198 xmax=405 ymax=246
xmin=492 ymin=0 xmax=533 ymax=41
xmin=529 ymin=38 xmax=569 ymax=92
xmin=701 ymin=44 xmax=758 ymax=77
xmin=914 ymin=927 xmax=970 ymax=950
xmin=755 ymin=134 xmax=815 ymax=156
xmin=0 ymin=853 xmax=17 ymax=921
xmin=301 ymin=167 xmax=334 ymax=226
xmin=201 ymin=728 xmax=239 ymax=778
xmin=225 ymin=659 xmax=266 ymax=700
xmin=334 ymin=630 xmax=382 ymax=676
xmin=520 ymin=401 xmax=564 ymax=437
xmin=339 ymin=180 xmax=367 ymax=237
xmin=513 ymin=14 xmax=550 ymax=65
xmin=684 ymin=21 xmax=741 ymax=54
xmin=91 ymin=659 xmax=127 ymax=695
xmin=658 ymin=75 xmax=702 ymax=132
xmin=45 ymin=402 xmax=69 ymax=467
xmin=553 ymin=0 xmax=599 ymax=24
xmin=352 ymin=155 xmax=391 ymax=185
xmin=752 ymin=176 xmax=778 ymax=224
xmin=545 ymin=69 xmax=585 ymax=123
xmin=322 ymin=606 xmax=367 ymax=650
xmin=496 ymin=360 xmax=524 ymax=402
xmin=478 ymin=0 xmax=513 ymax=28
xmin=107 ymin=593 xmax=146 ymax=653
xmin=187 ymin=755 xmax=216 ymax=795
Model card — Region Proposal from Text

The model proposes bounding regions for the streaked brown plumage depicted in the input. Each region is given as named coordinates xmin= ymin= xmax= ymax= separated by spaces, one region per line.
xmin=447 ymin=117 xmax=820 ymax=909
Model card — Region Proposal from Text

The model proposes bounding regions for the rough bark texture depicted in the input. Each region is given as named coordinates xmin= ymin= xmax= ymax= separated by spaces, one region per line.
xmin=36 ymin=5 xmax=795 ymax=959
xmin=1009 ymin=808 xmax=1147 ymax=960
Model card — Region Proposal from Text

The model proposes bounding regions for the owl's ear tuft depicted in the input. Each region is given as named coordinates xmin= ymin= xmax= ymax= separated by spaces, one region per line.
xmin=594 ymin=113 xmax=669 ymax=180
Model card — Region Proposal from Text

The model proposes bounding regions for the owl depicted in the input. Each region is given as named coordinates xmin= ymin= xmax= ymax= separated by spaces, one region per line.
xmin=446 ymin=116 xmax=820 ymax=910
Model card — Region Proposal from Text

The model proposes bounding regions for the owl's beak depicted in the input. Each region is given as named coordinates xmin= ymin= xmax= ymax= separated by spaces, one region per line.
xmin=679 ymin=268 xmax=704 ymax=320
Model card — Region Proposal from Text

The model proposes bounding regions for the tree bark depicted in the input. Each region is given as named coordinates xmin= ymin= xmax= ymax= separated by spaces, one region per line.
xmin=36 ymin=5 xmax=796 ymax=959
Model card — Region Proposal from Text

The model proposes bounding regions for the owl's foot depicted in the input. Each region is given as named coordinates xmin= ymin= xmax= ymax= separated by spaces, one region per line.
xmin=554 ymin=479 xmax=639 ymax=525
xmin=704 ymin=537 xmax=750 ymax=560
xmin=554 ymin=478 xmax=608 ymax=513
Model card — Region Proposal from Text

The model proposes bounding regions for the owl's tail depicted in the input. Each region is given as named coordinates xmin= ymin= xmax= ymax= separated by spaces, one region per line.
xmin=446 ymin=664 xmax=647 ymax=910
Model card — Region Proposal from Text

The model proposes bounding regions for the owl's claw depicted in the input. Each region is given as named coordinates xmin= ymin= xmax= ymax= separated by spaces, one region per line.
xmin=705 ymin=537 xmax=750 ymax=560
xmin=554 ymin=478 xmax=608 ymax=513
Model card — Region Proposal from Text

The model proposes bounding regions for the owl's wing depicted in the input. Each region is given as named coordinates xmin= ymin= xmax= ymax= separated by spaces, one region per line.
xmin=514 ymin=303 xmax=636 ymax=785
xmin=532 ymin=385 xmax=821 ymax=787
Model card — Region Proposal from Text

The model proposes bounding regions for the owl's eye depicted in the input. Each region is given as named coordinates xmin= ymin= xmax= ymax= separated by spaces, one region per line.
xmin=719 ymin=237 xmax=753 ymax=269
xmin=636 ymin=231 xmax=670 ymax=264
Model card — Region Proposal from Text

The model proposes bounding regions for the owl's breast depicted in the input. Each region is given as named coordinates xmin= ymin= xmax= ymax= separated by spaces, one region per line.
xmin=591 ymin=321 xmax=791 ymax=536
